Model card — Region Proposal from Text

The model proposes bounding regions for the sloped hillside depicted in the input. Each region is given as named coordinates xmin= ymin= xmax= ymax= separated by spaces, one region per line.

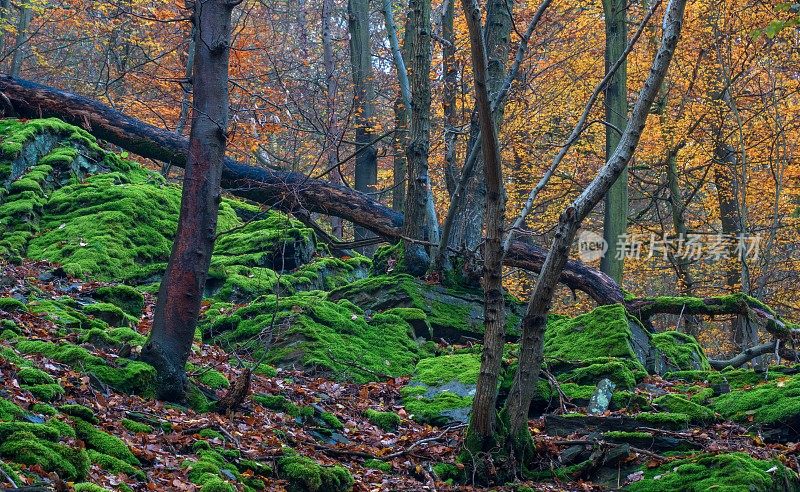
xmin=1 ymin=119 xmax=798 ymax=491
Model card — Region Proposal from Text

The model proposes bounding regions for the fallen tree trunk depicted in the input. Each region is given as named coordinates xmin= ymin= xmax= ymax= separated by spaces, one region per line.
xmin=708 ymin=341 xmax=778 ymax=370
xmin=0 ymin=74 xmax=623 ymax=305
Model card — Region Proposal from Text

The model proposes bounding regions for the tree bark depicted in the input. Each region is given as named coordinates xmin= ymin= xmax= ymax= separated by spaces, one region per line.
xmin=460 ymin=0 xmax=506 ymax=468
xmin=441 ymin=0 xmax=458 ymax=197
xmin=401 ymin=0 xmax=434 ymax=275
xmin=323 ymin=0 xmax=343 ymax=237
xmin=0 ymin=74 xmax=624 ymax=304
xmin=10 ymin=2 xmax=31 ymax=77
xmin=139 ymin=0 xmax=235 ymax=402
xmin=599 ymin=0 xmax=628 ymax=283
xmin=348 ymin=0 xmax=378 ymax=252
xmin=503 ymin=0 xmax=687 ymax=459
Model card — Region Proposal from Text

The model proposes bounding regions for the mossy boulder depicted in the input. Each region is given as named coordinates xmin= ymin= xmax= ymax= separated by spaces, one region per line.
xmin=90 ymin=284 xmax=145 ymax=317
xmin=201 ymin=291 xmax=426 ymax=383
xmin=0 ymin=429 xmax=90 ymax=481
xmin=651 ymin=331 xmax=709 ymax=371
xmin=400 ymin=352 xmax=479 ymax=425
xmin=714 ymin=373 xmax=800 ymax=441
xmin=328 ymin=274 xmax=524 ymax=340
xmin=625 ymin=452 xmax=798 ymax=491
xmin=277 ymin=450 xmax=353 ymax=492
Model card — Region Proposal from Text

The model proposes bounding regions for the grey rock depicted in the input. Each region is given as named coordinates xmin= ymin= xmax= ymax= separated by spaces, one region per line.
xmin=588 ymin=378 xmax=616 ymax=415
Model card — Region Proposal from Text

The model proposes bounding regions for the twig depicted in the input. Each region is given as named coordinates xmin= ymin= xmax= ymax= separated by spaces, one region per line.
xmin=0 ymin=465 xmax=17 ymax=488
xmin=311 ymin=423 xmax=467 ymax=460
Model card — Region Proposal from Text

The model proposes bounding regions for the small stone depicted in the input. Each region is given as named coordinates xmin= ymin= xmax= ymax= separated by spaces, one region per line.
xmin=588 ymin=378 xmax=616 ymax=415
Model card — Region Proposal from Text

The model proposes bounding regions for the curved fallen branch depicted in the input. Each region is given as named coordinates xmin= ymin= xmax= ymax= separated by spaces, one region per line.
xmin=708 ymin=341 xmax=778 ymax=370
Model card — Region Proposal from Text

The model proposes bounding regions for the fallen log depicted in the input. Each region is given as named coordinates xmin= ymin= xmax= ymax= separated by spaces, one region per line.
xmin=0 ymin=74 xmax=623 ymax=305
xmin=708 ymin=341 xmax=779 ymax=370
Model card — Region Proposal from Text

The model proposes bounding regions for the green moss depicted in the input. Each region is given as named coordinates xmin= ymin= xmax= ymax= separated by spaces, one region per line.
xmin=204 ymin=291 xmax=423 ymax=383
xmin=626 ymin=452 xmax=797 ymax=491
xmin=83 ymin=302 xmax=138 ymax=327
xmin=45 ymin=418 xmax=76 ymax=439
xmin=80 ymin=326 xmax=147 ymax=347
xmin=0 ymin=297 xmax=27 ymax=312
xmin=25 ymin=383 xmax=65 ymax=401
xmin=603 ymin=431 xmax=653 ymax=440
xmin=31 ymin=403 xmax=57 ymax=416
xmin=58 ymin=404 xmax=98 ymax=423
xmin=199 ymin=478 xmax=235 ymax=492
xmin=363 ymin=459 xmax=392 ymax=472
xmin=122 ymin=418 xmax=152 ymax=434
xmin=364 ymin=409 xmax=401 ymax=431
xmin=91 ymin=285 xmax=145 ymax=317
xmin=714 ymin=374 xmax=800 ymax=426
xmin=87 ymin=449 xmax=146 ymax=480
xmin=73 ymin=484 xmax=113 ymax=492
xmin=412 ymin=353 xmax=480 ymax=386
xmin=198 ymin=428 xmax=225 ymax=440
xmin=0 ymin=319 xmax=20 ymax=334
xmin=0 ymin=422 xmax=60 ymax=441
xmin=72 ymin=418 xmax=140 ymax=465
xmin=17 ymin=340 xmax=155 ymax=396
xmin=0 ymin=430 xmax=90 ymax=480
xmin=0 ymin=398 xmax=25 ymax=421
xmin=277 ymin=452 xmax=354 ymax=492
xmin=634 ymin=412 xmax=690 ymax=429
xmin=252 ymin=394 xmax=304 ymax=417
xmin=319 ymin=411 xmax=343 ymax=430
xmin=17 ymin=367 xmax=55 ymax=385
xmin=557 ymin=359 xmax=638 ymax=389
xmin=197 ymin=369 xmax=230 ymax=390
xmin=432 ymin=462 xmax=464 ymax=483
xmin=544 ymin=305 xmax=647 ymax=372
xmin=400 ymin=386 xmax=473 ymax=425
xmin=24 ymin=170 xmax=239 ymax=282
xmin=651 ymin=331 xmax=710 ymax=371
xmin=654 ymin=394 xmax=716 ymax=423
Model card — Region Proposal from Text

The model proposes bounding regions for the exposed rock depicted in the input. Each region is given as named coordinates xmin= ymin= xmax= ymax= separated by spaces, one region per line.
xmin=588 ymin=379 xmax=615 ymax=415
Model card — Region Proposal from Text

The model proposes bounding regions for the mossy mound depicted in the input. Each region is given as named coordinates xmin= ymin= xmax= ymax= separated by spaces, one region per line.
xmin=277 ymin=450 xmax=353 ymax=492
xmin=625 ymin=452 xmax=798 ymax=491
xmin=714 ymin=374 xmax=800 ymax=430
xmin=400 ymin=352 xmax=480 ymax=425
xmin=328 ymin=274 xmax=524 ymax=339
xmin=201 ymin=291 xmax=427 ymax=383
xmin=651 ymin=331 xmax=709 ymax=371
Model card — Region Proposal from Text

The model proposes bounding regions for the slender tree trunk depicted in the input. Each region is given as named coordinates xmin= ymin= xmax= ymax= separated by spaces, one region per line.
xmin=503 ymin=0 xmax=686 ymax=462
xmin=140 ymin=0 xmax=235 ymax=402
xmin=0 ymin=0 xmax=11 ymax=62
xmin=401 ymin=0 xmax=433 ymax=275
xmin=10 ymin=2 xmax=31 ymax=77
xmin=323 ymin=0 xmax=343 ymax=237
xmin=392 ymin=95 xmax=408 ymax=211
xmin=446 ymin=0 xmax=512 ymax=255
xmin=441 ymin=0 xmax=458 ymax=197
xmin=348 ymin=0 xmax=378 ymax=252
xmin=599 ymin=0 xmax=628 ymax=283
xmin=162 ymin=27 xmax=195 ymax=178
xmin=460 ymin=0 xmax=507 ymax=477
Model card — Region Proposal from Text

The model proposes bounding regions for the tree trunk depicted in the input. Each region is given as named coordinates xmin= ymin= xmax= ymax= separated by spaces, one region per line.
xmin=504 ymin=0 xmax=687 ymax=464
xmin=10 ymin=3 xmax=31 ymax=77
xmin=347 ymin=0 xmax=378 ymax=252
xmin=323 ymin=0 xmax=344 ymax=237
xmin=441 ymin=0 xmax=458 ymax=197
xmin=446 ymin=0 xmax=512 ymax=255
xmin=401 ymin=0 xmax=434 ymax=276
xmin=599 ymin=0 xmax=628 ymax=283
xmin=139 ymin=0 xmax=235 ymax=402
xmin=460 ymin=0 xmax=509 ymax=480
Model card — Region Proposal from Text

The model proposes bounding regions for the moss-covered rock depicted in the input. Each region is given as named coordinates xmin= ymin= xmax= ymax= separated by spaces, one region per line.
xmin=72 ymin=417 xmax=139 ymax=465
xmin=0 ymin=429 xmax=90 ymax=481
xmin=625 ymin=452 xmax=798 ymax=491
xmin=277 ymin=450 xmax=354 ymax=492
xmin=0 ymin=297 xmax=27 ymax=312
xmin=364 ymin=409 xmax=401 ymax=431
xmin=651 ymin=331 xmax=709 ymax=371
xmin=90 ymin=284 xmax=145 ymax=317
xmin=714 ymin=374 xmax=800 ymax=436
xmin=202 ymin=291 xmax=425 ymax=383
xmin=653 ymin=394 xmax=716 ymax=424
xmin=328 ymin=274 xmax=524 ymax=340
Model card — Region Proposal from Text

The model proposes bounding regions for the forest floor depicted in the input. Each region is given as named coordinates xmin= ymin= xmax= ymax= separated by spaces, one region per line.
xmin=2 ymin=259 xmax=799 ymax=492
